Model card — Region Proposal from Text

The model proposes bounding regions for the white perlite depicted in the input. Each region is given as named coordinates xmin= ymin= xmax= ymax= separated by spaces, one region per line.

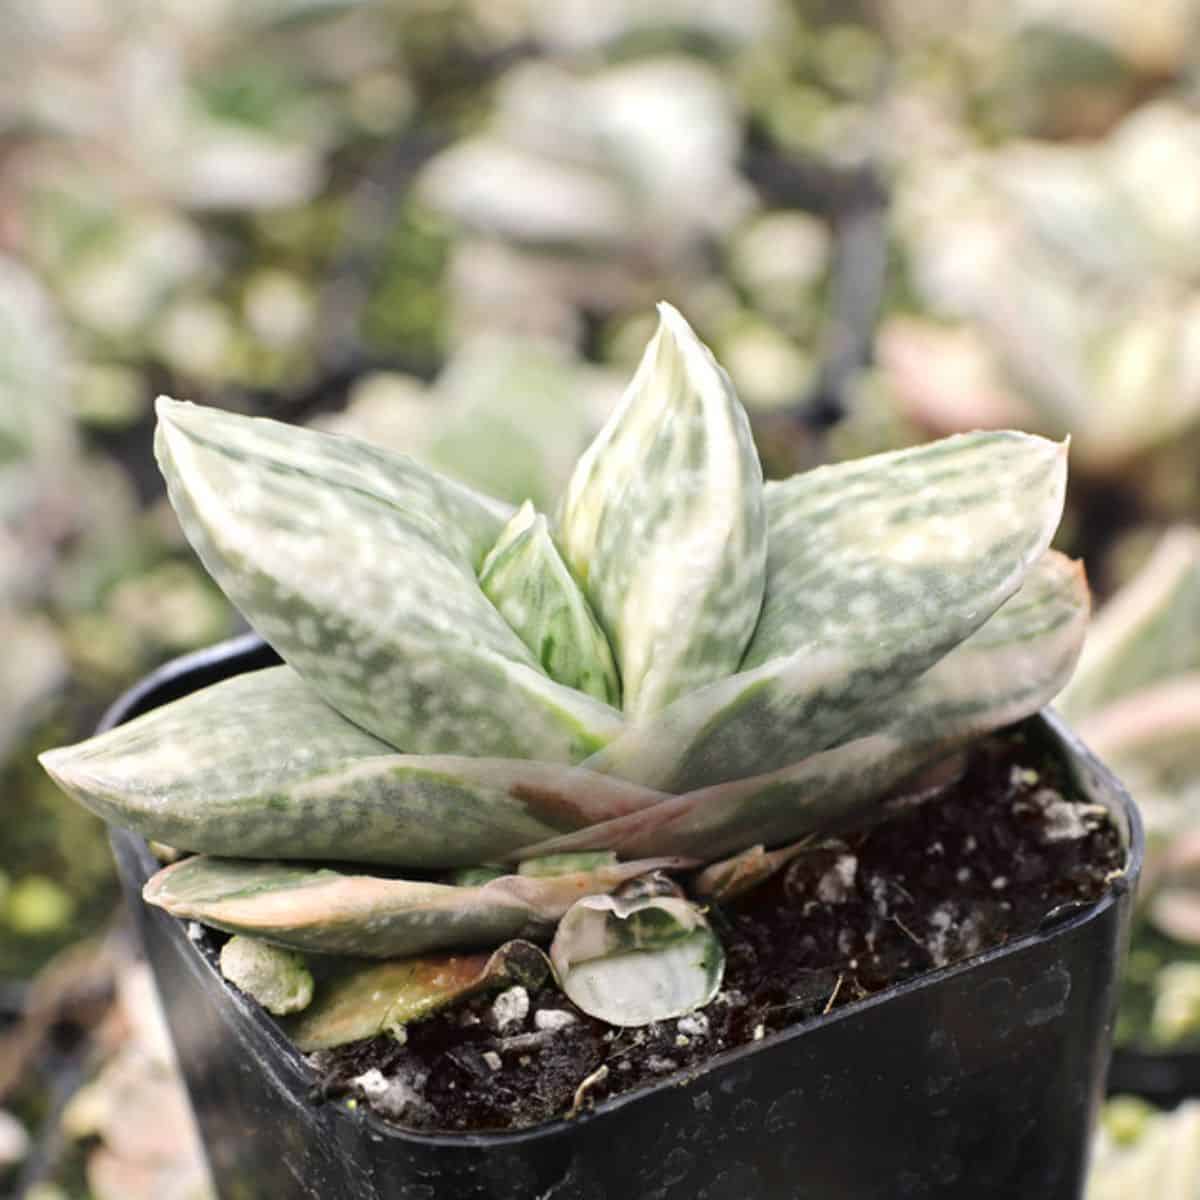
xmin=676 ymin=1012 xmax=710 ymax=1038
xmin=491 ymin=985 xmax=530 ymax=1031
xmin=816 ymin=855 xmax=858 ymax=904
xmin=534 ymin=1008 xmax=577 ymax=1032
xmin=1034 ymin=789 xmax=1107 ymax=843
xmin=352 ymin=1068 xmax=428 ymax=1120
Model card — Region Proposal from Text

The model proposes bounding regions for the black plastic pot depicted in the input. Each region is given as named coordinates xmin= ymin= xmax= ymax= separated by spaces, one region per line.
xmin=103 ymin=636 xmax=1142 ymax=1200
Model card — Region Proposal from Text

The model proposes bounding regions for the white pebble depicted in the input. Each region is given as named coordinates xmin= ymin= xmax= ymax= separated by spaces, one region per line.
xmin=482 ymin=1051 xmax=502 ymax=1072
xmin=676 ymin=1013 xmax=710 ymax=1038
xmin=534 ymin=1009 xmax=576 ymax=1032
xmin=490 ymin=986 xmax=530 ymax=1031
xmin=816 ymin=855 xmax=858 ymax=903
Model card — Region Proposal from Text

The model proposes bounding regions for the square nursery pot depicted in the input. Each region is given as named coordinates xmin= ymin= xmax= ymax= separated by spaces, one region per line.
xmin=103 ymin=635 xmax=1143 ymax=1200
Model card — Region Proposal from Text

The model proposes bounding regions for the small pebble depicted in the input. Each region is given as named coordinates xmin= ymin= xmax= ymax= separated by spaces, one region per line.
xmin=534 ymin=1009 xmax=576 ymax=1032
xmin=816 ymin=855 xmax=858 ymax=903
xmin=490 ymin=986 xmax=530 ymax=1032
xmin=676 ymin=1012 xmax=710 ymax=1038
xmin=482 ymin=1051 xmax=502 ymax=1072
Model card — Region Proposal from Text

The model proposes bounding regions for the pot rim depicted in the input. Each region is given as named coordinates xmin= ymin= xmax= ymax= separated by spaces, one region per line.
xmin=104 ymin=634 xmax=1145 ymax=1149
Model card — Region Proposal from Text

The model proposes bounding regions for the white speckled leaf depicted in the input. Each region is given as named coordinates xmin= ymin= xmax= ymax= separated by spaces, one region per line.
xmin=550 ymin=893 xmax=724 ymax=1027
xmin=479 ymin=501 xmax=620 ymax=704
xmin=155 ymin=398 xmax=622 ymax=761
xmin=287 ymin=941 xmax=550 ymax=1052
xmin=588 ymin=430 xmax=1069 ymax=791
xmin=1059 ymin=526 xmax=1200 ymax=720
xmin=142 ymin=854 xmax=692 ymax=958
xmin=558 ymin=303 xmax=766 ymax=719
xmin=39 ymin=667 xmax=665 ymax=869
xmin=522 ymin=551 xmax=1089 ymax=860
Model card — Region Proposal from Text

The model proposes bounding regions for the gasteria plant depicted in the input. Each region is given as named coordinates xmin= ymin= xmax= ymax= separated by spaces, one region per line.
xmin=40 ymin=303 xmax=1089 ymax=1039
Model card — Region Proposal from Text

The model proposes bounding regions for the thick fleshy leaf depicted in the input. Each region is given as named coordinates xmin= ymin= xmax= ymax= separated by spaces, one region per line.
xmin=1060 ymin=527 xmax=1200 ymax=720
xmin=154 ymin=398 xmax=622 ymax=761
xmin=479 ymin=501 xmax=620 ymax=704
xmin=550 ymin=894 xmax=724 ymax=1027
xmin=522 ymin=551 xmax=1088 ymax=860
xmin=286 ymin=940 xmax=550 ymax=1052
xmin=558 ymin=303 xmax=766 ymax=718
xmin=143 ymin=855 xmax=692 ymax=958
xmin=588 ymin=430 xmax=1069 ymax=791
xmin=39 ymin=666 xmax=664 ymax=868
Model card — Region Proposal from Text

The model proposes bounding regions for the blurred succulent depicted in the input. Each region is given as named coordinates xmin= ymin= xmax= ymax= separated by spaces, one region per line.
xmin=317 ymin=336 xmax=622 ymax=509
xmin=41 ymin=304 xmax=1086 ymax=1035
xmin=885 ymin=104 xmax=1200 ymax=479
xmin=1058 ymin=527 xmax=1200 ymax=1045
xmin=1089 ymin=1098 xmax=1200 ymax=1200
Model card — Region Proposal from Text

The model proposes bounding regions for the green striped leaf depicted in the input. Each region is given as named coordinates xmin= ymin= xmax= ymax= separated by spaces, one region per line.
xmin=287 ymin=941 xmax=550 ymax=1052
xmin=558 ymin=303 xmax=766 ymax=719
xmin=550 ymin=894 xmax=724 ymax=1027
xmin=39 ymin=667 xmax=665 ymax=869
xmin=1060 ymin=526 xmax=1200 ymax=720
xmin=142 ymin=854 xmax=692 ymax=958
xmin=522 ymin=551 xmax=1088 ymax=861
xmin=588 ymin=430 xmax=1069 ymax=792
xmin=479 ymin=501 xmax=620 ymax=705
xmin=154 ymin=397 xmax=622 ymax=762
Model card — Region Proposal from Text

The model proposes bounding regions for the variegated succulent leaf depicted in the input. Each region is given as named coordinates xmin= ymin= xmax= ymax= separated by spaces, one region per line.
xmin=286 ymin=940 xmax=550 ymax=1052
xmin=521 ymin=550 xmax=1088 ymax=861
xmin=39 ymin=666 xmax=665 ymax=869
xmin=155 ymin=398 xmax=623 ymax=762
xmin=1060 ymin=526 xmax=1200 ymax=720
xmin=550 ymin=893 xmax=724 ymax=1026
xmin=587 ymin=430 xmax=1069 ymax=792
xmin=143 ymin=854 xmax=693 ymax=958
xmin=479 ymin=500 xmax=621 ymax=705
xmin=558 ymin=303 xmax=766 ymax=719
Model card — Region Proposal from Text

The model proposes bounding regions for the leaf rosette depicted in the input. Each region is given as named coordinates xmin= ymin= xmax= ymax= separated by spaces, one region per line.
xmin=41 ymin=303 xmax=1085 ymax=1032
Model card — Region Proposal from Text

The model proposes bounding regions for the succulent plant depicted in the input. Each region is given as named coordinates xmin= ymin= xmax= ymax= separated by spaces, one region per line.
xmin=40 ymin=303 xmax=1088 ymax=1035
xmin=1058 ymin=526 xmax=1200 ymax=1045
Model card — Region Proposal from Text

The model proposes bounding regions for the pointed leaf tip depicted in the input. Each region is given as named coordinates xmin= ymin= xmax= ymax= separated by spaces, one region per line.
xmin=559 ymin=303 xmax=766 ymax=719
xmin=479 ymin=501 xmax=621 ymax=704
xmin=588 ymin=429 xmax=1070 ymax=792
xmin=154 ymin=398 xmax=622 ymax=762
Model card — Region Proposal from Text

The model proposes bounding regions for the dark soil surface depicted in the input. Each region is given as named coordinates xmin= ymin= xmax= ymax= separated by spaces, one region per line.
xmin=306 ymin=722 xmax=1125 ymax=1133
